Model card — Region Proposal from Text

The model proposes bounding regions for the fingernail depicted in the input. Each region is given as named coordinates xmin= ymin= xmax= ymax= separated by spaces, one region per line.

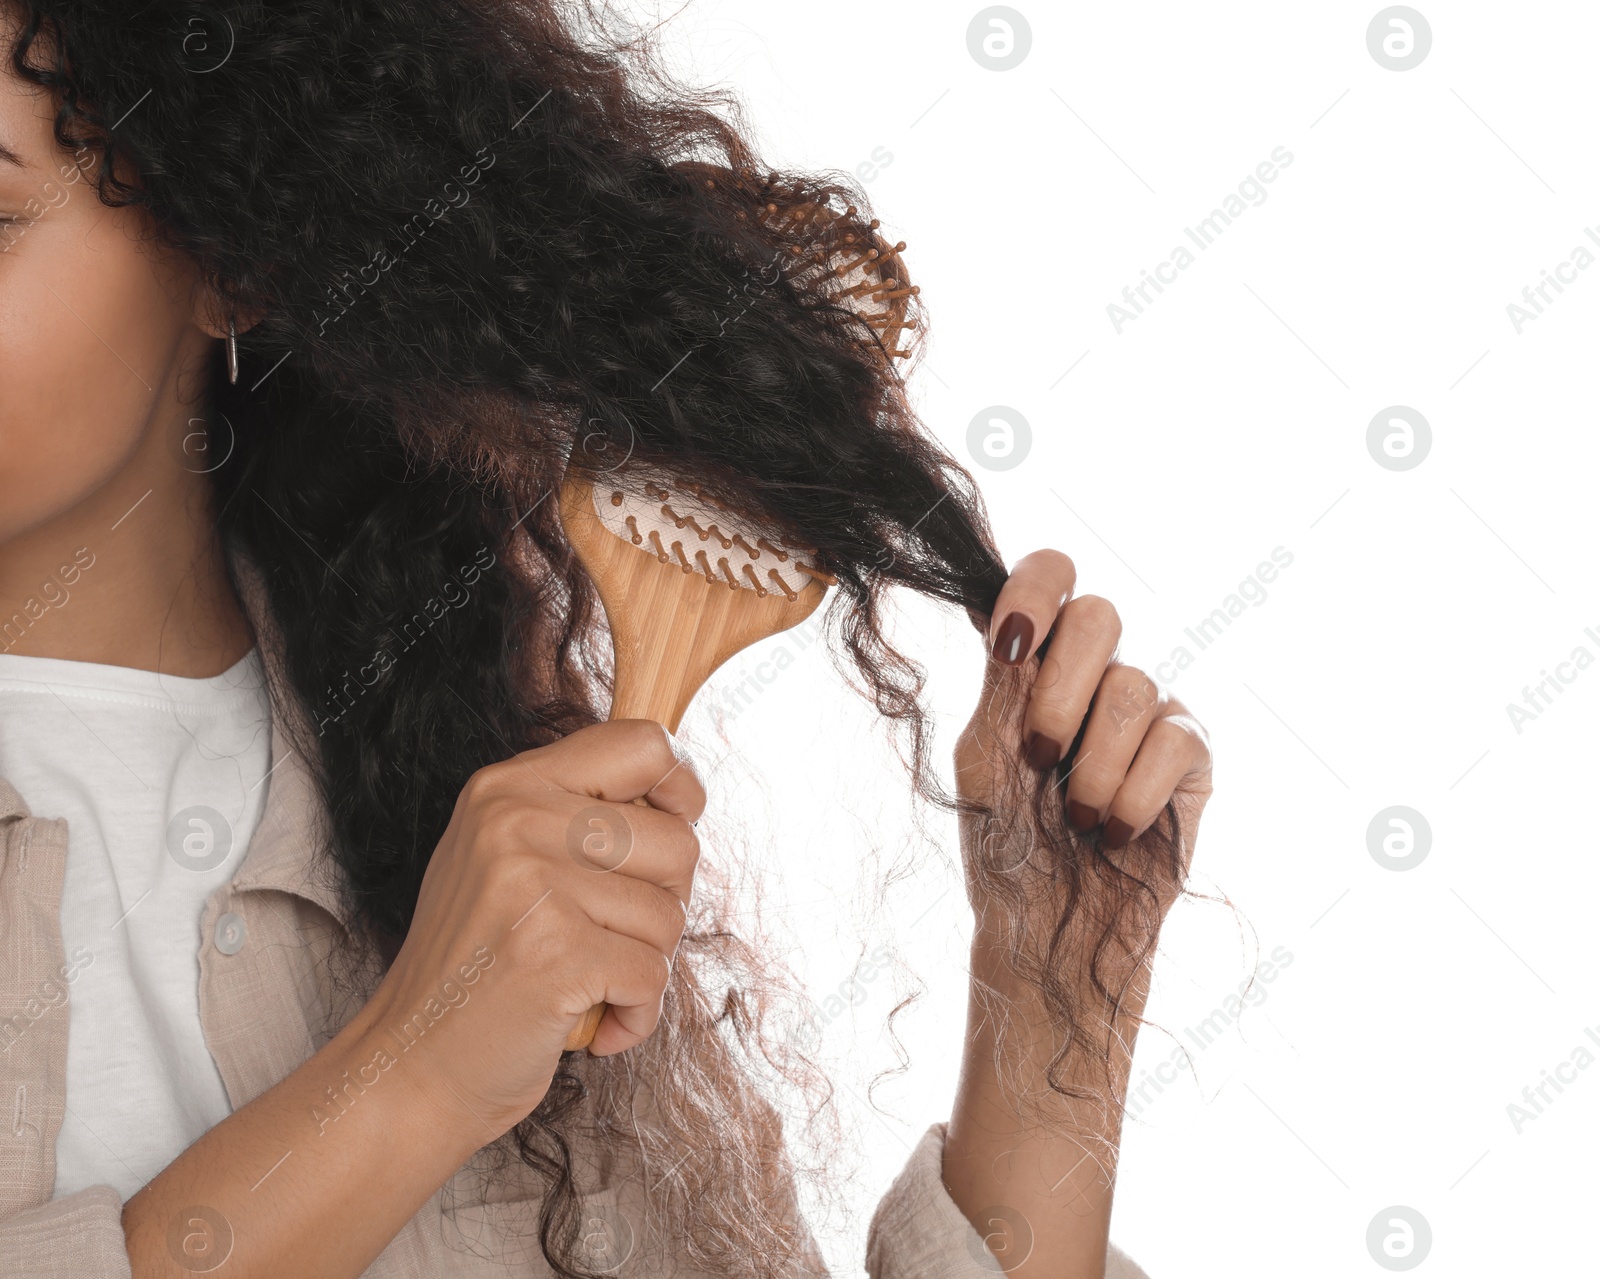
xmin=1066 ymin=799 xmax=1099 ymax=832
xmin=1102 ymin=816 xmax=1135 ymax=848
xmin=1024 ymin=732 xmax=1060 ymax=771
xmin=991 ymin=612 xmax=1034 ymax=666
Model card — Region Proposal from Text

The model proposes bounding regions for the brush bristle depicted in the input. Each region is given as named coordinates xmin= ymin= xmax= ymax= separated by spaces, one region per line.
xmin=590 ymin=472 xmax=834 ymax=598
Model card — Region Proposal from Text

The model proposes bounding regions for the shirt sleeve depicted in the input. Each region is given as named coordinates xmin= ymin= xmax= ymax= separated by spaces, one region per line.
xmin=0 ymin=1185 xmax=134 ymax=1278
xmin=865 ymin=1122 xmax=1150 ymax=1279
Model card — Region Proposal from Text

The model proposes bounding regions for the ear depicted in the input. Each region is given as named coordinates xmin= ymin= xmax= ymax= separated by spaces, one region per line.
xmin=191 ymin=275 xmax=265 ymax=340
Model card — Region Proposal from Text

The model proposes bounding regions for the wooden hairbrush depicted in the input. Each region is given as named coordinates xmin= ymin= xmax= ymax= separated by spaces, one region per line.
xmin=684 ymin=161 xmax=923 ymax=361
xmin=557 ymin=465 xmax=836 ymax=1049
xmin=559 ymin=173 xmax=919 ymax=1052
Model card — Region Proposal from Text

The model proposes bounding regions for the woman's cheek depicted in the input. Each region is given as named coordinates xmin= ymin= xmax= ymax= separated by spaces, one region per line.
xmin=0 ymin=199 xmax=195 ymax=537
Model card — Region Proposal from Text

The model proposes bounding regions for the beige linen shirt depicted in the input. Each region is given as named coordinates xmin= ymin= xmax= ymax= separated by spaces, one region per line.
xmin=0 ymin=547 xmax=1148 ymax=1278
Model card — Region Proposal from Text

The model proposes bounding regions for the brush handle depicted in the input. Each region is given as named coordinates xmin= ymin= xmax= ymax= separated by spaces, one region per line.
xmin=562 ymin=1002 xmax=608 ymax=1052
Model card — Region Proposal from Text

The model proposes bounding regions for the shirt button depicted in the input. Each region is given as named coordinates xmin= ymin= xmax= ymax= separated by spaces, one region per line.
xmin=214 ymin=912 xmax=247 ymax=955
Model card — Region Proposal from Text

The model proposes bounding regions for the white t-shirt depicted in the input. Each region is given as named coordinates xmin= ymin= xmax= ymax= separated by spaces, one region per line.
xmin=0 ymin=645 xmax=272 ymax=1199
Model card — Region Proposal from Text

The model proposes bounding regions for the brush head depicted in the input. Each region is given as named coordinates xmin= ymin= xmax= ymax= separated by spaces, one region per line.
xmin=592 ymin=471 xmax=829 ymax=600
xmin=557 ymin=461 xmax=832 ymax=735
xmin=673 ymin=161 xmax=922 ymax=368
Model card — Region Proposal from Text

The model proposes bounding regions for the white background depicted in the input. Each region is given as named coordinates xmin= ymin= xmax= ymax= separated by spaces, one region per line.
xmin=639 ymin=2 xmax=1597 ymax=1274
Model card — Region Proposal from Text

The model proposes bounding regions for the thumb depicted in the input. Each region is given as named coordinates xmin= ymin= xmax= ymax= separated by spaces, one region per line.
xmin=955 ymin=642 xmax=1033 ymax=806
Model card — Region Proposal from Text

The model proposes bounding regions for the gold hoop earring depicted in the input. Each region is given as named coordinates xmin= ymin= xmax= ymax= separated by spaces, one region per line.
xmin=226 ymin=318 xmax=239 ymax=385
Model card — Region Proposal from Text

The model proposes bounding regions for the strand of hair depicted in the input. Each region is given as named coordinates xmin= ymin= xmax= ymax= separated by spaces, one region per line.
xmin=794 ymin=561 xmax=838 ymax=586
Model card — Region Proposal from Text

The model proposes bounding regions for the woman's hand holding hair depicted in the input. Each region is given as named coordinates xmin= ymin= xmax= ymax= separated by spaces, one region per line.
xmin=943 ymin=548 xmax=1213 ymax=1278
xmin=957 ymin=547 xmax=1211 ymax=938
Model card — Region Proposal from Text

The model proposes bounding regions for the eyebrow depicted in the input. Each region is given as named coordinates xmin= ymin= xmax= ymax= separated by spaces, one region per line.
xmin=0 ymin=138 xmax=22 ymax=167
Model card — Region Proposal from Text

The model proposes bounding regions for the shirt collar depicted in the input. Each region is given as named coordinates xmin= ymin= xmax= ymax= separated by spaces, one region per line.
xmin=0 ymin=777 xmax=26 ymax=825
xmin=0 ymin=546 xmax=358 ymax=934
xmin=224 ymin=543 xmax=357 ymax=934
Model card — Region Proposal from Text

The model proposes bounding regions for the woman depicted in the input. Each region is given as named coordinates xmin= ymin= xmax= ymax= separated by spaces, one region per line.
xmin=0 ymin=2 xmax=1213 ymax=1276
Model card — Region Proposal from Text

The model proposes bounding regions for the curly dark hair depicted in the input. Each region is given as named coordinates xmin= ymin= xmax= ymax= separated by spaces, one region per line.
xmin=7 ymin=1 xmax=1186 ymax=1274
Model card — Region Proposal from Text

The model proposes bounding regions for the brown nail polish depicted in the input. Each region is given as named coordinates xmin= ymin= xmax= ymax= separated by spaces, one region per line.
xmin=1102 ymin=817 xmax=1135 ymax=848
xmin=1024 ymin=732 xmax=1060 ymax=771
xmin=1066 ymin=800 xmax=1099 ymax=832
xmin=991 ymin=612 xmax=1034 ymax=666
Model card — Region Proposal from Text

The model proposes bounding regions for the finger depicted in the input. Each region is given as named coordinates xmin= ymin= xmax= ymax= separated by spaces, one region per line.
xmin=566 ymin=869 xmax=689 ymax=962
xmin=1021 ymin=595 xmax=1122 ymax=772
xmin=533 ymin=795 xmax=702 ymax=905
xmin=553 ymin=924 xmax=675 ymax=1056
xmin=1062 ymin=664 xmax=1160 ymax=829
xmin=1101 ymin=706 xmax=1211 ymax=850
xmin=505 ymin=719 xmax=708 ymax=821
xmin=986 ymin=549 xmax=1077 ymax=666
xmin=588 ymin=996 xmax=666 ymax=1057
